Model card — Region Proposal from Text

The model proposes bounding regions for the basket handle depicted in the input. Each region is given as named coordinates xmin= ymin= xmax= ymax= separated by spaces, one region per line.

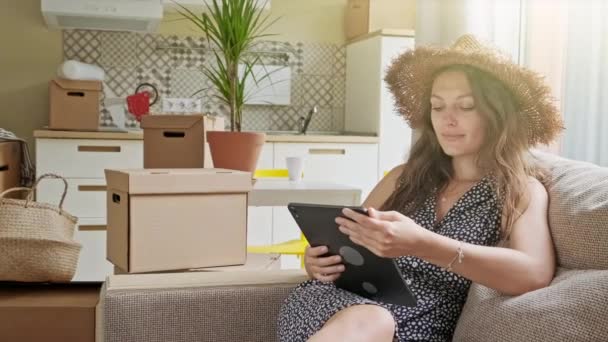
xmin=0 ymin=187 xmax=33 ymax=199
xmin=27 ymin=173 xmax=70 ymax=209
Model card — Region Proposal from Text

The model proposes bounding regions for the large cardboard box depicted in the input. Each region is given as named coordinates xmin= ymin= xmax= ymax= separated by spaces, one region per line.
xmin=0 ymin=141 xmax=21 ymax=197
xmin=49 ymin=78 xmax=102 ymax=131
xmin=0 ymin=283 xmax=100 ymax=342
xmin=345 ymin=0 xmax=415 ymax=41
xmin=141 ymin=114 xmax=224 ymax=169
xmin=104 ymin=168 xmax=252 ymax=273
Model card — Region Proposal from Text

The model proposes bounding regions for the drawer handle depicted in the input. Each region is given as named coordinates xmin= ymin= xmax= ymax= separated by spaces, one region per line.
xmin=78 ymin=185 xmax=107 ymax=192
xmin=112 ymin=193 xmax=121 ymax=203
xmin=78 ymin=146 xmax=121 ymax=153
xmin=308 ymin=148 xmax=346 ymax=155
xmin=67 ymin=91 xmax=85 ymax=97
xmin=79 ymin=225 xmax=106 ymax=231
xmin=0 ymin=165 xmax=8 ymax=172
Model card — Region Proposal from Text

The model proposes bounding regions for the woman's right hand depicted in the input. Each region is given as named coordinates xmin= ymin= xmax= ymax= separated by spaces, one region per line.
xmin=304 ymin=245 xmax=345 ymax=282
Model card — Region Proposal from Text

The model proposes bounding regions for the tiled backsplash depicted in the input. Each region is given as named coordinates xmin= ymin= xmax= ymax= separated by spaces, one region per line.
xmin=63 ymin=30 xmax=346 ymax=132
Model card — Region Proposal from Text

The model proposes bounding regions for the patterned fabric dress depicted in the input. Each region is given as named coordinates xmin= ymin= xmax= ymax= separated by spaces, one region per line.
xmin=277 ymin=176 xmax=502 ymax=341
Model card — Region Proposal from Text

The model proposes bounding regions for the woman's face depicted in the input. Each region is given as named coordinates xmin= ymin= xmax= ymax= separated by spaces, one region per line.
xmin=430 ymin=70 xmax=487 ymax=158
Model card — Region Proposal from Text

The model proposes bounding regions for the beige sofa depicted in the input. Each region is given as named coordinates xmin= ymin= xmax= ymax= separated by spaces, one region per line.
xmin=96 ymin=152 xmax=608 ymax=342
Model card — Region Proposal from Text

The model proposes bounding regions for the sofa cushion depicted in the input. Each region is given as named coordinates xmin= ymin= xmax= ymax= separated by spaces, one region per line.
xmin=97 ymin=270 xmax=309 ymax=342
xmin=533 ymin=151 xmax=608 ymax=269
xmin=453 ymin=268 xmax=608 ymax=342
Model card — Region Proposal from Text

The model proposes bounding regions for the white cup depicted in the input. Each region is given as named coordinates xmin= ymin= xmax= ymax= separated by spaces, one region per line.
xmin=286 ymin=156 xmax=304 ymax=181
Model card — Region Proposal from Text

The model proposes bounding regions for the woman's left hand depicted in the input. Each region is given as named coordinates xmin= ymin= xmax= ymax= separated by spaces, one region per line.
xmin=336 ymin=208 xmax=427 ymax=258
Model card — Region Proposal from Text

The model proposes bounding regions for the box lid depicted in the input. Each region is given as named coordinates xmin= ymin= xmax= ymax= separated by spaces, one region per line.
xmin=140 ymin=115 xmax=205 ymax=130
xmin=105 ymin=270 xmax=308 ymax=291
xmin=104 ymin=168 xmax=252 ymax=194
xmin=52 ymin=78 xmax=102 ymax=91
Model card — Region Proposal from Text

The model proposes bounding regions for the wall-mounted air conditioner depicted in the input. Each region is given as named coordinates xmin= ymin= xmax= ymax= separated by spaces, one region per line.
xmin=42 ymin=0 xmax=163 ymax=33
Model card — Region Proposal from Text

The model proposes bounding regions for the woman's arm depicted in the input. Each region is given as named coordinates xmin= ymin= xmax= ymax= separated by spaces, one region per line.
xmin=338 ymin=177 xmax=555 ymax=296
xmin=361 ymin=164 xmax=405 ymax=209
xmin=417 ymin=177 xmax=556 ymax=295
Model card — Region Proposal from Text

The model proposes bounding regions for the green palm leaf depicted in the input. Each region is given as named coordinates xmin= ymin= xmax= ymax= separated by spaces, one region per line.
xmin=176 ymin=0 xmax=278 ymax=132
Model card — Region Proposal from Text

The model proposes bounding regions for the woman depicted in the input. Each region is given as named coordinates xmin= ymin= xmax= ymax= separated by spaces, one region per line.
xmin=277 ymin=35 xmax=564 ymax=342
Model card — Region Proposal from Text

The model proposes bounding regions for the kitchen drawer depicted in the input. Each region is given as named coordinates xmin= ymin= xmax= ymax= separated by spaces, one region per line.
xmin=72 ymin=218 xmax=114 ymax=282
xmin=36 ymin=178 xmax=107 ymax=218
xmin=36 ymin=138 xmax=143 ymax=178
xmin=273 ymin=142 xmax=378 ymax=200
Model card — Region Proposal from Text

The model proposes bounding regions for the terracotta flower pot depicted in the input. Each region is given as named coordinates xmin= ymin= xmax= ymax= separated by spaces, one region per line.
xmin=207 ymin=131 xmax=266 ymax=173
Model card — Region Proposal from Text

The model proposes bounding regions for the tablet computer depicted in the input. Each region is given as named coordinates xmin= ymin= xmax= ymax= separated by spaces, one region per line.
xmin=287 ymin=202 xmax=417 ymax=307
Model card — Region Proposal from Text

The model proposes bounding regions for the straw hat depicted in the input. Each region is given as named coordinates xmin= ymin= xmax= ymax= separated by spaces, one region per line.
xmin=384 ymin=34 xmax=564 ymax=146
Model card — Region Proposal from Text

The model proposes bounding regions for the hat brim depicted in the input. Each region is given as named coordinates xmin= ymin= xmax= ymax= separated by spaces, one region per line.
xmin=384 ymin=46 xmax=564 ymax=146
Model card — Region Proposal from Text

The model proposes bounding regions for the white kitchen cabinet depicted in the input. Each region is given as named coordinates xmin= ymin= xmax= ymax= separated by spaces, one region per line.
xmin=272 ymin=142 xmax=378 ymax=269
xmin=255 ymin=142 xmax=274 ymax=170
xmin=36 ymin=137 xmax=143 ymax=282
xmin=345 ymin=30 xmax=415 ymax=178
xmin=36 ymin=138 xmax=143 ymax=178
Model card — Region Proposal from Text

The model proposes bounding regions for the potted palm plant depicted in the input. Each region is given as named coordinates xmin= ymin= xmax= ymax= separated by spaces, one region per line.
xmin=177 ymin=0 xmax=278 ymax=172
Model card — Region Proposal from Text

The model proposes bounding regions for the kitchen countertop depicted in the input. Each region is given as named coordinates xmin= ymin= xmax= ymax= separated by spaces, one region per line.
xmin=33 ymin=129 xmax=379 ymax=144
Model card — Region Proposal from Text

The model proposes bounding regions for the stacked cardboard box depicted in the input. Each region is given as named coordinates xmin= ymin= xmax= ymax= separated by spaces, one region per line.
xmin=141 ymin=114 xmax=224 ymax=169
xmin=345 ymin=0 xmax=415 ymax=41
xmin=48 ymin=78 xmax=102 ymax=131
xmin=104 ymin=168 xmax=253 ymax=274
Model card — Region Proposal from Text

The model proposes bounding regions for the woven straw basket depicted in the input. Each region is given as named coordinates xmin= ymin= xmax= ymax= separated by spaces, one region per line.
xmin=0 ymin=173 xmax=81 ymax=282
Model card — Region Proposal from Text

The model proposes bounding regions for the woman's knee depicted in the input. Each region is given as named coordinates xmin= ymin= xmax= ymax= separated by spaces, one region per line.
xmin=331 ymin=305 xmax=395 ymax=339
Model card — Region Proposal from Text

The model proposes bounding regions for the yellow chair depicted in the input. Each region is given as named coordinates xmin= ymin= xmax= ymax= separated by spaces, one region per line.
xmin=248 ymin=169 xmax=308 ymax=268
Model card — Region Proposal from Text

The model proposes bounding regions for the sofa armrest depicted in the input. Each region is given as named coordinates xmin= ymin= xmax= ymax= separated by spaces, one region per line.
xmin=96 ymin=270 xmax=308 ymax=342
xmin=453 ymin=268 xmax=608 ymax=341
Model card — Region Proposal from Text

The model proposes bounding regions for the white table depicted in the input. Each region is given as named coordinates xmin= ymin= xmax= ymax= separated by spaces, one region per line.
xmin=249 ymin=179 xmax=362 ymax=206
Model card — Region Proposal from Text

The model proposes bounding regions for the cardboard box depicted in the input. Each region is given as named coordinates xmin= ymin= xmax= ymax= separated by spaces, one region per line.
xmin=49 ymin=78 xmax=102 ymax=131
xmin=0 ymin=141 xmax=22 ymax=197
xmin=141 ymin=114 xmax=225 ymax=169
xmin=104 ymin=168 xmax=252 ymax=273
xmin=0 ymin=283 xmax=100 ymax=342
xmin=345 ymin=0 xmax=415 ymax=41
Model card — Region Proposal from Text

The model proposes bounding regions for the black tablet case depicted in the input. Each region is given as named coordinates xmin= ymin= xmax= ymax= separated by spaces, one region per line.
xmin=288 ymin=203 xmax=417 ymax=307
